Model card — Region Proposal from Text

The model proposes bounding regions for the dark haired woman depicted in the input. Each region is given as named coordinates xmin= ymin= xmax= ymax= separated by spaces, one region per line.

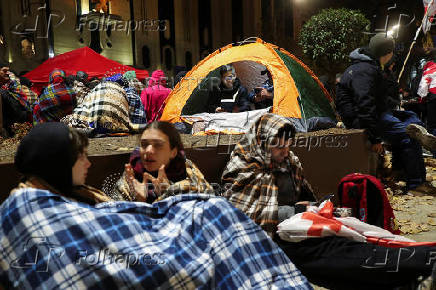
xmin=207 ymin=64 xmax=251 ymax=113
xmin=111 ymin=121 xmax=212 ymax=202
xmin=13 ymin=122 xmax=109 ymax=203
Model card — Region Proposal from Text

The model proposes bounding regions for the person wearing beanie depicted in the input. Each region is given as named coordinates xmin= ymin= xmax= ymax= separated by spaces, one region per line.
xmin=336 ymin=33 xmax=436 ymax=194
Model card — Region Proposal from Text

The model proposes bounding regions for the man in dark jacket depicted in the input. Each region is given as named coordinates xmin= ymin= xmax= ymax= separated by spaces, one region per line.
xmin=336 ymin=33 xmax=432 ymax=193
xmin=207 ymin=64 xmax=251 ymax=113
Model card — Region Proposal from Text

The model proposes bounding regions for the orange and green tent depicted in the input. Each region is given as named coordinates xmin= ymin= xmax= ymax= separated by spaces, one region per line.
xmin=161 ymin=38 xmax=336 ymax=125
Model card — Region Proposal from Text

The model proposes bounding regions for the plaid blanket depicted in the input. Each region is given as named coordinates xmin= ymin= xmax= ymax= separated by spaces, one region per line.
xmin=73 ymin=80 xmax=90 ymax=106
xmin=0 ymin=189 xmax=311 ymax=289
xmin=2 ymin=75 xmax=34 ymax=113
xmin=33 ymin=70 xmax=76 ymax=124
xmin=128 ymin=78 xmax=145 ymax=96
xmin=222 ymin=114 xmax=316 ymax=237
xmin=125 ymin=87 xmax=147 ymax=124
xmin=67 ymin=82 xmax=145 ymax=133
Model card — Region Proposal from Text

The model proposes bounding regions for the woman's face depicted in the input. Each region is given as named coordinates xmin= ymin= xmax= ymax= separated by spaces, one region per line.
xmin=221 ymin=70 xmax=235 ymax=89
xmin=140 ymin=128 xmax=177 ymax=172
xmin=72 ymin=148 xmax=91 ymax=186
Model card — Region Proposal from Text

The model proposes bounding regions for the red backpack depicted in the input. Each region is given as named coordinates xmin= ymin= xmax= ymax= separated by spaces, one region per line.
xmin=337 ymin=173 xmax=400 ymax=234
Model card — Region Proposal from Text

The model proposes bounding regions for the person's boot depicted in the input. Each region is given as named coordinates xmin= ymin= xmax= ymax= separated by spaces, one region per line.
xmin=406 ymin=124 xmax=436 ymax=152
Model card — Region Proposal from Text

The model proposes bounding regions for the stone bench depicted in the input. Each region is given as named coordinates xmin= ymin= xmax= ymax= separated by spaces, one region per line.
xmin=0 ymin=129 xmax=375 ymax=203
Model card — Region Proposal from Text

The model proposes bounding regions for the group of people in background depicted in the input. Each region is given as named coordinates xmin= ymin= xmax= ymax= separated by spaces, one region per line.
xmin=0 ymin=61 xmax=277 ymax=138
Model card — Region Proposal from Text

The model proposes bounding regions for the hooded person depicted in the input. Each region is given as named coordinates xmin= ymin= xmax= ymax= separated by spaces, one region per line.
xmin=336 ymin=33 xmax=436 ymax=193
xmin=222 ymin=113 xmax=316 ymax=236
xmin=1 ymin=122 xmax=311 ymax=289
xmin=33 ymin=69 xmax=77 ymax=124
xmin=140 ymin=70 xmax=172 ymax=122
xmin=221 ymin=113 xmax=436 ymax=290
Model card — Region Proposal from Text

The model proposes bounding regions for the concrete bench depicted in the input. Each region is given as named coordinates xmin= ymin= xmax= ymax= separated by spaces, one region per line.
xmin=0 ymin=129 xmax=375 ymax=203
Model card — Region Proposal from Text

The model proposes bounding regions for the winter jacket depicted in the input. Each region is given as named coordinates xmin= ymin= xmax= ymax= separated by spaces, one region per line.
xmin=140 ymin=70 xmax=172 ymax=122
xmin=248 ymin=79 xmax=274 ymax=110
xmin=336 ymin=48 xmax=388 ymax=144
xmin=207 ymin=78 xmax=251 ymax=113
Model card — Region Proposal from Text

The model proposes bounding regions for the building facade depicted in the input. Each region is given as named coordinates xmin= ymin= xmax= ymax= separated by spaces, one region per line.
xmin=0 ymin=0 xmax=307 ymax=77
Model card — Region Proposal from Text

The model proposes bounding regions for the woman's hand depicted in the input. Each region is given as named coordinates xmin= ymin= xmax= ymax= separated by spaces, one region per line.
xmin=125 ymin=164 xmax=148 ymax=201
xmin=142 ymin=165 xmax=170 ymax=196
xmin=125 ymin=164 xmax=170 ymax=201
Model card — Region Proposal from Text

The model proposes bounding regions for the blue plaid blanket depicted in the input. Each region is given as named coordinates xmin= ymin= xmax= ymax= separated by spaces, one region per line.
xmin=0 ymin=189 xmax=311 ymax=289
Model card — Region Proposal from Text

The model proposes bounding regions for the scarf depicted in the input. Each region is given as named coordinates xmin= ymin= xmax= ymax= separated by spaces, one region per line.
xmin=222 ymin=113 xmax=316 ymax=236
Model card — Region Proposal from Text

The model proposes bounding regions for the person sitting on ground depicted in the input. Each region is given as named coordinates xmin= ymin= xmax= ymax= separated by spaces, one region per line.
xmin=140 ymin=69 xmax=172 ymax=123
xmin=207 ymin=64 xmax=251 ymax=113
xmin=33 ymin=69 xmax=77 ymax=124
xmin=0 ymin=122 xmax=311 ymax=289
xmin=336 ymin=33 xmax=435 ymax=193
xmin=222 ymin=113 xmax=436 ymax=290
xmin=0 ymin=64 xmax=33 ymax=136
xmin=248 ymin=68 xmax=274 ymax=110
xmin=110 ymin=121 xmax=212 ymax=202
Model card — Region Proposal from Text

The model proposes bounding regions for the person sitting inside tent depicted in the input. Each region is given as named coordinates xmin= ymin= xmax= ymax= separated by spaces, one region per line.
xmin=33 ymin=69 xmax=77 ymax=124
xmin=222 ymin=113 xmax=436 ymax=290
xmin=248 ymin=68 xmax=274 ymax=110
xmin=0 ymin=122 xmax=311 ymax=289
xmin=0 ymin=64 xmax=33 ymax=135
xmin=140 ymin=70 xmax=172 ymax=123
xmin=207 ymin=64 xmax=251 ymax=113
xmin=109 ymin=121 xmax=211 ymax=202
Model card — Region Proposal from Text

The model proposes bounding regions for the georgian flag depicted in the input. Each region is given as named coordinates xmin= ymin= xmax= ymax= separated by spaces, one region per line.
xmin=423 ymin=0 xmax=436 ymax=33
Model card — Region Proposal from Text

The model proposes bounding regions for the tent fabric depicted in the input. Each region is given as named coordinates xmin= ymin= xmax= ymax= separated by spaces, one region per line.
xmin=161 ymin=38 xmax=335 ymax=125
xmin=161 ymin=40 xmax=301 ymax=123
xmin=24 ymin=47 xmax=148 ymax=93
xmin=275 ymin=49 xmax=336 ymax=120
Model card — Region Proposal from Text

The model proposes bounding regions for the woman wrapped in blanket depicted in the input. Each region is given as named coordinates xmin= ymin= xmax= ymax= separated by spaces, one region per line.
xmin=222 ymin=113 xmax=436 ymax=290
xmin=110 ymin=121 xmax=212 ymax=202
xmin=0 ymin=122 xmax=312 ymax=289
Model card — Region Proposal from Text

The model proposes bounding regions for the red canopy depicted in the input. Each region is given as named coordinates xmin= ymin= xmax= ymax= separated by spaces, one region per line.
xmin=24 ymin=47 xmax=148 ymax=93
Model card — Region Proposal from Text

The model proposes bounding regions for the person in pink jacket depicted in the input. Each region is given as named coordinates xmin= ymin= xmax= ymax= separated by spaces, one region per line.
xmin=140 ymin=70 xmax=172 ymax=122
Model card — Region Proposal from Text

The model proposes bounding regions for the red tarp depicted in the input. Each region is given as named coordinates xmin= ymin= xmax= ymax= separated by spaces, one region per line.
xmin=24 ymin=47 xmax=149 ymax=94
